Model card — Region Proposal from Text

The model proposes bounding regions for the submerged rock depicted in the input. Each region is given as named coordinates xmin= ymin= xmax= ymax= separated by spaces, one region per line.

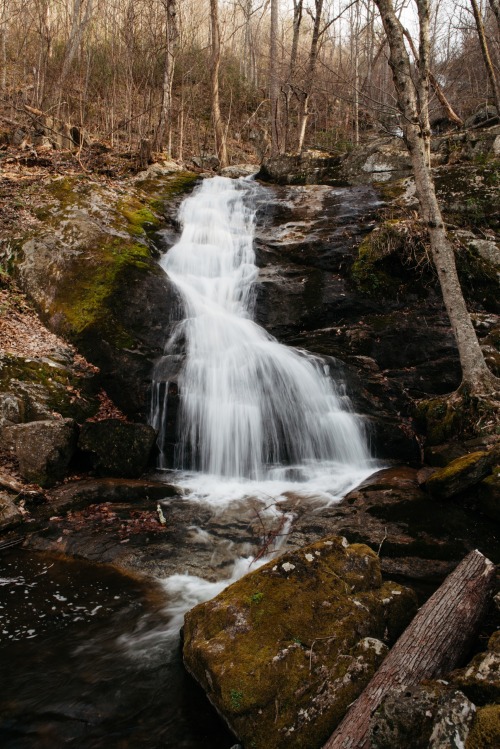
xmin=183 ymin=536 xmax=416 ymax=749
xmin=78 ymin=419 xmax=156 ymax=478
xmin=2 ymin=419 xmax=77 ymax=487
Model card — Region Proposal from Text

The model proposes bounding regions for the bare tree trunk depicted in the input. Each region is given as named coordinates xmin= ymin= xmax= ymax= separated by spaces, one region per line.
xmin=297 ymin=0 xmax=324 ymax=153
xmin=209 ymin=0 xmax=228 ymax=167
xmin=470 ymin=0 xmax=500 ymax=113
xmin=49 ymin=0 xmax=93 ymax=116
xmin=0 ymin=0 xmax=7 ymax=94
xmin=154 ymin=0 xmax=178 ymax=153
xmin=323 ymin=550 xmax=495 ymax=749
xmin=269 ymin=0 xmax=280 ymax=155
xmin=284 ymin=0 xmax=303 ymax=152
xmin=373 ymin=0 xmax=499 ymax=394
xmin=489 ymin=0 xmax=500 ymax=32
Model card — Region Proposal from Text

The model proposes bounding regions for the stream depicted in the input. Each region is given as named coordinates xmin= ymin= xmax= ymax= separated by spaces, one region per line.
xmin=1 ymin=176 xmax=380 ymax=747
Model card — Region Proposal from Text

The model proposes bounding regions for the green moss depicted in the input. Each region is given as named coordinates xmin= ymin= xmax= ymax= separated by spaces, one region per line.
xmin=415 ymin=397 xmax=462 ymax=445
xmin=351 ymin=219 xmax=429 ymax=297
xmin=466 ymin=705 xmax=500 ymax=748
xmin=0 ymin=353 xmax=99 ymax=421
xmin=184 ymin=537 xmax=416 ymax=749
xmin=118 ymin=200 xmax=161 ymax=237
xmin=50 ymin=238 xmax=153 ymax=349
xmin=136 ymin=171 xmax=199 ymax=207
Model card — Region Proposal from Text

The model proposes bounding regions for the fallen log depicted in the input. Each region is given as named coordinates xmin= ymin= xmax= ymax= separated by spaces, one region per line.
xmin=322 ymin=549 xmax=495 ymax=749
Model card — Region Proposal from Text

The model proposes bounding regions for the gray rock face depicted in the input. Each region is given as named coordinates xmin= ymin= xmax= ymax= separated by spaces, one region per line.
xmin=78 ymin=419 xmax=157 ymax=478
xmin=2 ymin=419 xmax=77 ymax=487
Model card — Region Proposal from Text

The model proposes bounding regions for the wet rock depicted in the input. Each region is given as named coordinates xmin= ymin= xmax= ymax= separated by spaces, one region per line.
xmin=2 ymin=419 xmax=77 ymax=487
xmin=466 ymin=704 xmax=500 ymax=748
xmin=284 ymin=466 xmax=500 ymax=586
xmin=258 ymin=150 xmax=344 ymax=185
xmin=424 ymin=451 xmax=496 ymax=499
xmin=0 ymin=492 xmax=23 ymax=530
xmin=183 ymin=536 xmax=417 ymax=749
xmin=369 ymin=684 xmax=476 ymax=749
xmin=78 ymin=419 xmax=156 ymax=478
xmin=47 ymin=477 xmax=180 ymax=515
xmin=478 ymin=470 xmax=500 ymax=523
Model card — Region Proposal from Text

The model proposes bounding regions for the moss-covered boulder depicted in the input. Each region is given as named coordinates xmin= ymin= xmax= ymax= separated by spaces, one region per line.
xmin=78 ymin=419 xmax=156 ymax=478
xmin=2 ymin=418 xmax=77 ymax=487
xmin=424 ymin=450 xmax=496 ymax=499
xmin=8 ymin=171 xmax=197 ymax=418
xmin=466 ymin=704 xmax=500 ymax=748
xmin=183 ymin=536 xmax=417 ymax=749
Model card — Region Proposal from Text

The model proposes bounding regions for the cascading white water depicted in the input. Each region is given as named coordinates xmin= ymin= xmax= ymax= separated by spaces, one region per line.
xmin=151 ymin=176 xmax=374 ymax=491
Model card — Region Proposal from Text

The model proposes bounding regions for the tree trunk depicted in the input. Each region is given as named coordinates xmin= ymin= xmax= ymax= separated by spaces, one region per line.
xmin=269 ymin=0 xmax=280 ymax=155
xmin=154 ymin=0 xmax=178 ymax=153
xmin=48 ymin=0 xmax=93 ymax=116
xmin=323 ymin=549 xmax=495 ymax=749
xmin=470 ymin=0 xmax=500 ymax=113
xmin=374 ymin=0 xmax=499 ymax=394
xmin=209 ymin=0 xmax=228 ymax=167
xmin=284 ymin=0 xmax=303 ymax=152
xmin=489 ymin=0 xmax=500 ymax=32
xmin=297 ymin=0 xmax=324 ymax=153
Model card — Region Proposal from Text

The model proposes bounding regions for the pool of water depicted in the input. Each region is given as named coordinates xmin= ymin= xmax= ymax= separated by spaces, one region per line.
xmin=0 ymin=549 xmax=236 ymax=748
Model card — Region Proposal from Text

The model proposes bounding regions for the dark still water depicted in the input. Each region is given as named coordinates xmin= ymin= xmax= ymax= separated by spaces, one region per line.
xmin=0 ymin=549 xmax=235 ymax=749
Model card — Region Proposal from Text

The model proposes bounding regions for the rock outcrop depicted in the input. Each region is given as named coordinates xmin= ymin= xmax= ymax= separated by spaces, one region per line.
xmin=78 ymin=419 xmax=157 ymax=478
xmin=2 ymin=418 xmax=77 ymax=487
xmin=183 ymin=536 xmax=416 ymax=749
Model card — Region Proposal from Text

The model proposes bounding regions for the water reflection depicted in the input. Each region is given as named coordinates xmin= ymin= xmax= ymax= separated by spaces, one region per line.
xmin=0 ymin=550 xmax=235 ymax=748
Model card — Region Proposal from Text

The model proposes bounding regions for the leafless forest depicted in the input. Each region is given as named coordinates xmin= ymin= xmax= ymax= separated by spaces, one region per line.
xmin=0 ymin=0 xmax=499 ymax=162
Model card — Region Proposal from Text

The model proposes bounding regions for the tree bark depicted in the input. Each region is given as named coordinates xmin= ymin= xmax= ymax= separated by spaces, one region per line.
xmin=269 ymin=0 xmax=280 ymax=155
xmin=489 ymin=0 xmax=500 ymax=32
xmin=323 ymin=549 xmax=496 ymax=749
xmin=470 ymin=0 xmax=500 ymax=113
xmin=154 ymin=0 xmax=178 ymax=153
xmin=297 ymin=0 xmax=324 ymax=153
xmin=373 ymin=0 xmax=499 ymax=394
xmin=209 ymin=0 xmax=229 ymax=167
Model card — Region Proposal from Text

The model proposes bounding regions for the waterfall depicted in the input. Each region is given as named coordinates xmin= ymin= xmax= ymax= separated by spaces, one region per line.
xmin=151 ymin=176 xmax=373 ymax=494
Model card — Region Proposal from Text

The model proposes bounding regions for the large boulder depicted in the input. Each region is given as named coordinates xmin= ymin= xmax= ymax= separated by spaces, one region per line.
xmin=9 ymin=171 xmax=198 ymax=419
xmin=183 ymin=536 xmax=417 ymax=749
xmin=78 ymin=419 xmax=156 ymax=478
xmin=451 ymin=630 xmax=500 ymax=706
xmin=2 ymin=418 xmax=77 ymax=487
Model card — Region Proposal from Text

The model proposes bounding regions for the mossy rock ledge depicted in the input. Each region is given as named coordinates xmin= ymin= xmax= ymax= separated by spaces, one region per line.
xmin=183 ymin=536 xmax=417 ymax=749
xmin=8 ymin=173 xmax=196 ymax=418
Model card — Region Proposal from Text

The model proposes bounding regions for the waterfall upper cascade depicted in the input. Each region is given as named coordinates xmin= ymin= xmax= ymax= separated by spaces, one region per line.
xmin=151 ymin=176 xmax=374 ymax=499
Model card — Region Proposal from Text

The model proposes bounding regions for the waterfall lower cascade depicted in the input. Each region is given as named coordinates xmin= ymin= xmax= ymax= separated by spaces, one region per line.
xmin=151 ymin=176 xmax=375 ymax=501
